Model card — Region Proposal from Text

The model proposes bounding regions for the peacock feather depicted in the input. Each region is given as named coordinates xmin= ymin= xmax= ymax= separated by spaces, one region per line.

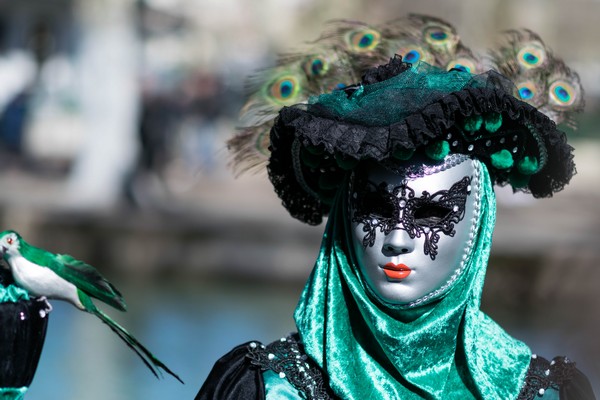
xmin=228 ymin=15 xmax=583 ymax=174
xmin=489 ymin=29 xmax=584 ymax=126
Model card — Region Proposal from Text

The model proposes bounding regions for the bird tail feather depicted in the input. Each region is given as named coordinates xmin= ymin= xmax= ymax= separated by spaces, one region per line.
xmin=79 ymin=290 xmax=184 ymax=384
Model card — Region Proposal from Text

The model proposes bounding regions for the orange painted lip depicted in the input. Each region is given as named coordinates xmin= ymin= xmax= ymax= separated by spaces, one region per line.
xmin=383 ymin=263 xmax=411 ymax=280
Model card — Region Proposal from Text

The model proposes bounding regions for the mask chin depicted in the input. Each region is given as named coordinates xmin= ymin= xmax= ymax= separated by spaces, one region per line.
xmin=349 ymin=156 xmax=483 ymax=307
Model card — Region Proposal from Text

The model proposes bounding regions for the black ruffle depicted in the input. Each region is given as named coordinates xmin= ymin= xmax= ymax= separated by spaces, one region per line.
xmin=360 ymin=55 xmax=412 ymax=85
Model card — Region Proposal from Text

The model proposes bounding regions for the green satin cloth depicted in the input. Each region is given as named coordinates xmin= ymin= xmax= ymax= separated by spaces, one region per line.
xmin=294 ymin=163 xmax=531 ymax=399
xmin=0 ymin=285 xmax=30 ymax=303
xmin=263 ymin=370 xmax=303 ymax=399
xmin=0 ymin=387 xmax=27 ymax=400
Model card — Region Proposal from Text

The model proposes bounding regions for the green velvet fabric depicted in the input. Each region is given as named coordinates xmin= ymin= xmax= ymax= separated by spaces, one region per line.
xmin=0 ymin=285 xmax=29 ymax=303
xmin=0 ymin=387 xmax=27 ymax=400
xmin=294 ymin=162 xmax=531 ymax=399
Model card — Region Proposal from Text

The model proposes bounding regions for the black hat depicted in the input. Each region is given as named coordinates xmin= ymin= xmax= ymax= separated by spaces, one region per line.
xmin=268 ymin=56 xmax=575 ymax=225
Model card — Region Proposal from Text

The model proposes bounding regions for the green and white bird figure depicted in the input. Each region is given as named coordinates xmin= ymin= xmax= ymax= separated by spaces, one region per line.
xmin=0 ymin=230 xmax=183 ymax=383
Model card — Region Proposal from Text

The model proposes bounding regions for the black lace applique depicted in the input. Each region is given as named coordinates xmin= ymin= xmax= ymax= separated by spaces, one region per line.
xmin=351 ymin=175 xmax=472 ymax=259
xmin=518 ymin=354 xmax=577 ymax=399
xmin=246 ymin=333 xmax=333 ymax=400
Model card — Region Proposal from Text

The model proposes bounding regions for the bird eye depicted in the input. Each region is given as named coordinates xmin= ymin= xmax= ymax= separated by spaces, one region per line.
xmin=6 ymin=237 xmax=13 ymax=245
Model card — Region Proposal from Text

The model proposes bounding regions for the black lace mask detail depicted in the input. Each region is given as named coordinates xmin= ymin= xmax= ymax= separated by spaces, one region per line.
xmin=351 ymin=175 xmax=472 ymax=260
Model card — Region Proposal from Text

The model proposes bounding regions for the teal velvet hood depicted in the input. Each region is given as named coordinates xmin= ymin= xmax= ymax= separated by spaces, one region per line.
xmin=294 ymin=161 xmax=531 ymax=399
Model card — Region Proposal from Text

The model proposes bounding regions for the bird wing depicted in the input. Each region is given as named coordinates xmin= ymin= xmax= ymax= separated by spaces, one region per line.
xmin=53 ymin=254 xmax=127 ymax=311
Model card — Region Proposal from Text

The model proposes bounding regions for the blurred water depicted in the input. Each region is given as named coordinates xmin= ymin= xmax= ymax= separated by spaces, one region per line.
xmin=25 ymin=279 xmax=302 ymax=400
xmin=23 ymin=276 xmax=599 ymax=399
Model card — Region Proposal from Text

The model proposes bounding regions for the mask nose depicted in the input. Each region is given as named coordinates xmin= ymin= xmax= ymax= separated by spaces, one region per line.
xmin=382 ymin=228 xmax=415 ymax=256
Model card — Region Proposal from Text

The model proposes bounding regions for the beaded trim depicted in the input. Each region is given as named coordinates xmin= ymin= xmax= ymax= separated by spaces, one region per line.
xmin=517 ymin=354 xmax=577 ymax=399
xmin=408 ymin=158 xmax=482 ymax=307
xmin=246 ymin=334 xmax=332 ymax=399
xmin=247 ymin=338 xmax=578 ymax=399
xmin=385 ymin=153 xmax=470 ymax=179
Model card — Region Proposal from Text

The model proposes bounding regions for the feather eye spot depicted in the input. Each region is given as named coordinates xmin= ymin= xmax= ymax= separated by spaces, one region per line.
xmin=423 ymin=26 xmax=456 ymax=47
xmin=524 ymin=53 xmax=537 ymax=63
xmin=304 ymin=57 xmax=329 ymax=77
xmin=447 ymin=58 xmax=476 ymax=73
xmin=348 ymin=29 xmax=381 ymax=52
xmin=549 ymin=81 xmax=576 ymax=106
xmin=518 ymin=86 xmax=535 ymax=100
xmin=269 ymin=76 xmax=300 ymax=102
xmin=331 ymin=83 xmax=347 ymax=91
xmin=311 ymin=59 xmax=324 ymax=75
xmin=517 ymin=45 xmax=546 ymax=69
xmin=428 ymin=30 xmax=448 ymax=41
xmin=397 ymin=46 xmax=433 ymax=64
xmin=452 ymin=65 xmax=469 ymax=72
xmin=404 ymin=50 xmax=421 ymax=63
xmin=516 ymin=82 xmax=540 ymax=104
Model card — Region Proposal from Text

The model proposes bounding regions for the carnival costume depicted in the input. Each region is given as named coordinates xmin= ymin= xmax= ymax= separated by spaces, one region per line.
xmin=197 ymin=15 xmax=594 ymax=400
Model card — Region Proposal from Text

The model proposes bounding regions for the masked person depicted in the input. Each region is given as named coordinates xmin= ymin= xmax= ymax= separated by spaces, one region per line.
xmin=197 ymin=56 xmax=595 ymax=399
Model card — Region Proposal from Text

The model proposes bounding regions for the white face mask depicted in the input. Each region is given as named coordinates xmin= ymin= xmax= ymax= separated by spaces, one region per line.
xmin=349 ymin=156 xmax=481 ymax=307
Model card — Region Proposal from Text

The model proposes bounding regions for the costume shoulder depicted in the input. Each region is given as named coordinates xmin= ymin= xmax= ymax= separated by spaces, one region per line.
xmin=196 ymin=341 xmax=265 ymax=400
xmin=518 ymin=355 xmax=596 ymax=400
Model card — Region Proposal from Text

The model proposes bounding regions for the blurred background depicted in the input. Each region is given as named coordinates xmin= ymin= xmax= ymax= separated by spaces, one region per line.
xmin=0 ymin=0 xmax=598 ymax=398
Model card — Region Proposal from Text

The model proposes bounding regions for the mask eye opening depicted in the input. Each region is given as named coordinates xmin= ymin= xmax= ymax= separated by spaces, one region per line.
xmin=413 ymin=204 xmax=453 ymax=226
